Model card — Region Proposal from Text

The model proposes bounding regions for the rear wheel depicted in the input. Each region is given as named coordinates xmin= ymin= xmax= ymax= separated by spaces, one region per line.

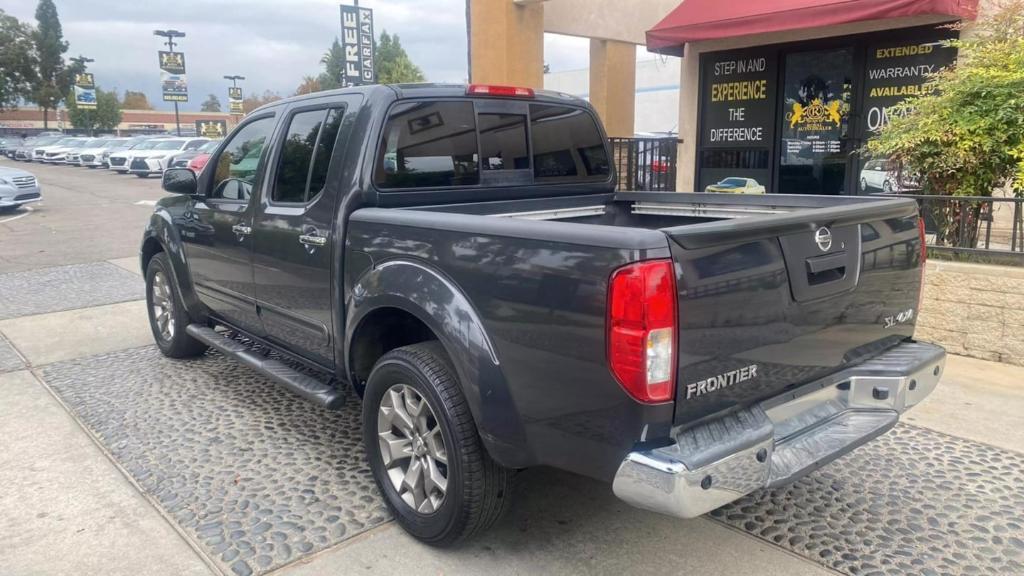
xmin=363 ymin=342 xmax=513 ymax=546
xmin=145 ymin=252 xmax=208 ymax=358
xmin=883 ymin=180 xmax=893 ymax=193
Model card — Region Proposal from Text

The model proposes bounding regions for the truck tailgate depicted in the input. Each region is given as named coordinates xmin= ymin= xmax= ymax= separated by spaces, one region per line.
xmin=659 ymin=197 xmax=923 ymax=425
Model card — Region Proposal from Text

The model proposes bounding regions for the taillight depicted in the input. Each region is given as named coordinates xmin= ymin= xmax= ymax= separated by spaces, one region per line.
xmin=608 ymin=259 xmax=677 ymax=403
xmin=466 ymin=84 xmax=535 ymax=97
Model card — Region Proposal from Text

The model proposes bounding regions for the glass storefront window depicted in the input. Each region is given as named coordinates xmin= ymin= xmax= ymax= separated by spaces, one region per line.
xmin=778 ymin=48 xmax=854 ymax=195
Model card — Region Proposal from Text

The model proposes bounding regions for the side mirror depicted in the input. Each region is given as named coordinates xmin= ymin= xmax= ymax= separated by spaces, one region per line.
xmin=162 ymin=167 xmax=198 ymax=195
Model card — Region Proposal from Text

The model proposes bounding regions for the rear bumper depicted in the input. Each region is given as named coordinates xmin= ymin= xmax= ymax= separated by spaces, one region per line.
xmin=612 ymin=341 xmax=945 ymax=519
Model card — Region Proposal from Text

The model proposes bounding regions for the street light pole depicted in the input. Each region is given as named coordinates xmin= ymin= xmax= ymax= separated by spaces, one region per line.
xmin=70 ymin=56 xmax=95 ymax=136
xmin=153 ymin=29 xmax=186 ymax=136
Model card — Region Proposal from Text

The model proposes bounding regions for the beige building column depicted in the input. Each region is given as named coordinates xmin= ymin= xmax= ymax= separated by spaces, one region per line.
xmin=588 ymin=39 xmax=636 ymax=138
xmin=469 ymin=0 xmax=545 ymax=89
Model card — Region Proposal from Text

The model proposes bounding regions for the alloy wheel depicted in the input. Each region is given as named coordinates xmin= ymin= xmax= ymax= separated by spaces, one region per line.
xmin=151 ymin=271 xmax=175 ymax=341
xmin=377 ymin=384 xmax=449 ymax=513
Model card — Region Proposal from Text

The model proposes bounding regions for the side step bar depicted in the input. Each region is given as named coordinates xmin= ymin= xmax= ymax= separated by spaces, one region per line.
xmin=186 ymin=324 xmax=345 ymax=410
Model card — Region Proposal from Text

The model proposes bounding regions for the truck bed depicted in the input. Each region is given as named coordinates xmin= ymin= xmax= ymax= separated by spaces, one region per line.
xmin=418 ymin=191 xmax=924 ymax=425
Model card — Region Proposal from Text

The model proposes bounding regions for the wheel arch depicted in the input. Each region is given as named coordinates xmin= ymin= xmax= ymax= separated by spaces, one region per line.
xmin=345 ymin=259 xmax=534 ymax=469
xmin=141 ymin=210 xmax=206 ymax=321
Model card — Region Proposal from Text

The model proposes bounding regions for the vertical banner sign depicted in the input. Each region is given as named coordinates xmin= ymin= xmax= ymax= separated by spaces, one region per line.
xmin=195 ymin=119 xmax=227 ymax=139
xmin=73 ymin=72 xmax=97 ymax=110
xmin=340 ymin=4 xmax=375 ymax=86
xmin=228 ymin=86 xmax=243 ymax=114
xmin=698 ymin=49 xmax=776 ymax=192
xmin=159 ymin=51 xmax=188 ymax=102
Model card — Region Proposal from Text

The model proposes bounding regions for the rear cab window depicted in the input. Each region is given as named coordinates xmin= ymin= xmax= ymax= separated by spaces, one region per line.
xmin=373 ymin=98 xmax=609 ymax=191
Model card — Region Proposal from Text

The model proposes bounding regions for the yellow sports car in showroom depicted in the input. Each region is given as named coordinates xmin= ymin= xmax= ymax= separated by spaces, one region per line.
xmin=704 ymin=177 xmax=766 ymax=194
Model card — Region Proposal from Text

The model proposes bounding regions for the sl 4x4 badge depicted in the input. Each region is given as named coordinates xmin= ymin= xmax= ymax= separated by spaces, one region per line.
xmin=883 ymin=308 xmax=915 ymax=329
xmin=685 ymin=365 xmax=759 ymax=400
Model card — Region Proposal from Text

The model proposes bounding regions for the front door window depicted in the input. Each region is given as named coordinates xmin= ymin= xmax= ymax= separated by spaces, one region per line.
xmin=778 ymin=48 xmax=854 ymax=195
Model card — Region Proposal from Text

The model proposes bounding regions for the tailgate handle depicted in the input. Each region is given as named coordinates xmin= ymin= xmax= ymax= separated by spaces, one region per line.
xmin=806 ymin=251 xmax=847 ymax=274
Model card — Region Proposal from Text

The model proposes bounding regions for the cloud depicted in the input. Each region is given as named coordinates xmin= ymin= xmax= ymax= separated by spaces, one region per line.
xmin=3 ymin=0 xmax=469 ymax=110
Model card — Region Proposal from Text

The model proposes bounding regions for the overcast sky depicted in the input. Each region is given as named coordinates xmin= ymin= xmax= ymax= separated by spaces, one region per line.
xmin=3 ymin=0 xmax=596 ymax=111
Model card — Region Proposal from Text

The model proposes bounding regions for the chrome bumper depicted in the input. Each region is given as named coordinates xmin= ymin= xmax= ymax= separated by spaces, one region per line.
xmin=612 ymin=341 xmax=945 ymax=519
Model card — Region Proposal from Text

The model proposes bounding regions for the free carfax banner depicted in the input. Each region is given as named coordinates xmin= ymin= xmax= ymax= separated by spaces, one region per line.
xmin=159 ymin=50 xmax=188 ymax=102
xmin=73 ymin=72 xmax=97 ymax=110
xmin=340 ymin=4 xmax=375 ymax=86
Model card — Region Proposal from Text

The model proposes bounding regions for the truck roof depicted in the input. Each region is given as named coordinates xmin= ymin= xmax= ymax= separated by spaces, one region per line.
xmin=251 ymin=83 xmax=591 ymax=115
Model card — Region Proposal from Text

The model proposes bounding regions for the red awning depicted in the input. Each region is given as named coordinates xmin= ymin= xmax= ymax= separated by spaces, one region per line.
xmin=647 ymin=0 xmax=978 ymax=53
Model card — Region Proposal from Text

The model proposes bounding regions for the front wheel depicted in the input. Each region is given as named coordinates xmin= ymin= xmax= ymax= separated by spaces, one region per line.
xmin=145 ymin=252 xmax=208 ymax=358
xmin=363 ymin=341 xmax=513 ymax=546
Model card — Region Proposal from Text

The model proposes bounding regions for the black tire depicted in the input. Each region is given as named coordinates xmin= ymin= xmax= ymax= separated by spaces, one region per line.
xmin=883 ymin=180 xmax=893 ymax=194
xmin=145 ymin=252 xmax=208 ymax=358
xmin=860 ymin=177 xmax=868 ymax=192
xmin=135 ymin=173 xmax=148 ymax=178
xmin=363 ymin=341 xmax=513 ymax=546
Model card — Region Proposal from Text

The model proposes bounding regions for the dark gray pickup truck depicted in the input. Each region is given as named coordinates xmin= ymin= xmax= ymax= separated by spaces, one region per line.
xmin=142 ymin=83 xmax=944 ymax=545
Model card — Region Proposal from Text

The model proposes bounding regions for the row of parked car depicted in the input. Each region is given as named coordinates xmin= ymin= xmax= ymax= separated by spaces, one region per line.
xmin=2 ymin=134 xmax=219 ymax=177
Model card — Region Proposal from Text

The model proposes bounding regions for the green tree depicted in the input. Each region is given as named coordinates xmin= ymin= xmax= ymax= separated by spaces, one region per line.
xmin=294 ymin=75 xmax=322 ymax=96
xmin=376 ymin=31 xmax=425 ymax=84
xmin=867 ymin=1 xmax=1024 ymax=244
xmin=66 ymin=86 xmax=122 ymax=135
xmin=317 ymin=38 xmax=345 ymax=90
xmin=122 ymin=90 xmax=153 ymax=109
xmin=201 ymin=93 xmax=222 ymax=112
xmin=241 ymin=90 xmax=282 ymax=114
xmin=0 ymin=10 xmax=38 ymax=112
xmin=30 ymin=0 xmax=72 ymax=128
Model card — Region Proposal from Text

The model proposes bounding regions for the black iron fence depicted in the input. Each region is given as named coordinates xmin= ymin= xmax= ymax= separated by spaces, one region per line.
xmin=609 ymin=137 xmax=679 ymax=192
xmin=878 ymin=193 xmax=1024 ymax=265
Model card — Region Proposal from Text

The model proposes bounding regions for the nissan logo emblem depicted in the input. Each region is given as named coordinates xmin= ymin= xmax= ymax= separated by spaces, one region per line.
xmin=815 ymin=227 xmax=833 ymax=252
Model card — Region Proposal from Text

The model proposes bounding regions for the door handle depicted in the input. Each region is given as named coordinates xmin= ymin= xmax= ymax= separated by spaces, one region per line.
xmin=299 ymin=233 xmax=328 ymax=247
xmin=232 ymin=224 xmax=252 ymax=236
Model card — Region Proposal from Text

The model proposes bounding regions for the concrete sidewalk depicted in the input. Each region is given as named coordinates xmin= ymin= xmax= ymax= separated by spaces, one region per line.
xmin=1 ymin=268 xmax=1022 ymax=575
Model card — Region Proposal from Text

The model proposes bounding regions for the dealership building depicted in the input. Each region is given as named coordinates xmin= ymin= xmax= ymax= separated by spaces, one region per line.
xmin=470 ymin=0 xmax=984 ymax=194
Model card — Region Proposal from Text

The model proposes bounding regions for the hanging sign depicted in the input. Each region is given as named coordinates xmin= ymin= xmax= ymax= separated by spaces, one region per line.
xmin=159 ymin=51 xmax=188 ymax=102
xmin=228 ymin=86 xmax=243 ymax=114
xmin=195 ymin=120 xmax=227 ymax=139
xmin=73 ymin=72 xmax=97 ymax=110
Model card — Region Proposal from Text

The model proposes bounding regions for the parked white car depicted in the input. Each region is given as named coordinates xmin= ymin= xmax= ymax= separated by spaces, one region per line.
xmin=73 ymin=138 xmax=129 ymax=168
xmin=32 ymin=137 xmax=76 ymax=162
xmin=108 ymin=138 xmax=170 ymax=173
xmin=859 ymin=159 xmax=919 ymax=193
xmin=62 ymin=138 xmax=101 ymax=164
xmin=40 ymin=138 xmax=91 ymax=163
xmin=0 ymin=166 xmax=41 ymax=210
xmin=127 ymin=137 xmax=208 ymax=178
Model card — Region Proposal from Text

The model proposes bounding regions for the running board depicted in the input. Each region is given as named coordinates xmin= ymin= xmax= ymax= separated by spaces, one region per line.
xmin=186 ymin=324 xmax=345 ymax=410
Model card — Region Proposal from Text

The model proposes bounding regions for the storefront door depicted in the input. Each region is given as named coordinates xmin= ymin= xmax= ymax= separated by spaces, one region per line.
xmin=777 ymin=47 xmax=855 ymax=195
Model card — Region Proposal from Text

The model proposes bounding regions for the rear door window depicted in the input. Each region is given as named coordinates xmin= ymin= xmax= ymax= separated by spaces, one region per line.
xmin=374 ymin=101 xmax=479 ymax=189
xmin=272 ymin=107 xmax=346 ymax=203
xmin=529 ymin=103 xmax=610 ymax=183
